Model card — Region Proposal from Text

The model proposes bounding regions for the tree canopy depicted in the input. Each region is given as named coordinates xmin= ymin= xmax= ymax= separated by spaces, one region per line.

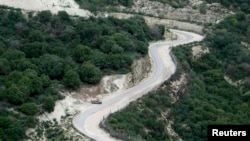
xmin=0 ymin=7 xmax=164 ymax=140
xmin=104 ymin=2 xmax=250 ymax=141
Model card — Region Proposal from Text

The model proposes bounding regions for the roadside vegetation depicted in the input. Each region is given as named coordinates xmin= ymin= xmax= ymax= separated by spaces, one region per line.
xmin=0 ymin=7 xmax=164 ymax=140
xmin=104 ymin=1 xmax=250 ymax=141
xmin=75 ymin=0 xmax=250 ymax=12
xmin=75 ymin=0 xmax=189 ymax=11
xmin=171 ymin=12 xmax=250 ymax=141
xmin=150 ymin=0 xmax=189 ymax=8
xmin=206 ymin=0 xmax=250 ymax=14
xmin=103 ymin=86 xmax=173 ymax=141
xmin=75 ymin=0 xmax=133 ymax=11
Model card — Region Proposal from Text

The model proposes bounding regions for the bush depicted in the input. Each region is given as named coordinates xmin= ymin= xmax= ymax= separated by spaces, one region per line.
xmin=199 ymin=2 xmax=207 ymax=14
xmin=0 ymin=9 xmax=159 ymax=140
xmin=19 ymin=103 xmax=39 ymax=115
xmin=63 ymin=69 xmax=81 ymax=90
xmin=79 ymin=63 xmax=102 ymax=84
xmin=42 ymin=96 xmax=55 ymax=113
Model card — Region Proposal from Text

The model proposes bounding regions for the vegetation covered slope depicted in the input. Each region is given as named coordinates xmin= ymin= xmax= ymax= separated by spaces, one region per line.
xmin=75 ymin=0 xmax=250 ymax=12
xmin=206 ymin=0 xmax=250 ymax=13
xmin=104 ymin=2 xmax=250 ymax=141
xmin=103 ymin=81 xmax=173 ymax=141
xmin=0 ymin=8 xmax=164 ymax=140
xmin=150 ymin=0 xmax=250 ymax=11
xmin=150 ymin=0 xmax=189 ymax=8
xmin=170 ymin=12 xmax=250 ymax=141
xmin=75 ymin=0 xmax=133 ymax=11
xmin=75 ymin=0 xmax=189 ymax=10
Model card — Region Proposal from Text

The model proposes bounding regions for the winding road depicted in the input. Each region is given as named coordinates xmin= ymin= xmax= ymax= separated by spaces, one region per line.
xmin=73 ymin=29 xmax=204 ymax=141
xmin=0 ymin=1 xmax=203 ymax=140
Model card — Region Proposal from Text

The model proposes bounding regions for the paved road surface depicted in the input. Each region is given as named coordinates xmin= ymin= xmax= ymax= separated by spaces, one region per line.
xmin=73 ymin=29 xmax=204 ymax=141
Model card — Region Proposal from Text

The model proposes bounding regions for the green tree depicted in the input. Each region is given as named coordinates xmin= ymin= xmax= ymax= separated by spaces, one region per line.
xmin=58 ymin=11 xmax=71 ymax=23
xmin=199 ymin=2 xmax=207 ymax=14
xmin=0 ymin=58 xmax=11 ymax=75
xmin=42 ymin=96 xmax=55 ymax=113
xmin=37 ymin=10 xmax=52 ymax=23
xmin=135 ymin=40 xmax=148 ymax=55
xmin=108 ymin=54 xmax=133 ymax=70
xmin=100 ymin=40 xmax=116 ymax=53
xmin=28 ymin=30 xmax=44 ymax=42
xmin=6 ymin=84 xmax=27 ymax=105
xmin=21 ymin=42 xmax=48 ymax=58
xmin=119 ymin=0 xmax=133 ymax=7
xmin=20 ymin=69 xmax=43 ymax=95
xmin=49 ymin=46 xmax=68 ymax=58
xmin=0 ymin=116 xmax=25 ymax=141
xmin=41 ymin=74 xmax=51 ymax=88
xmin=6 ymin=10 xmax=25 ymax=25
xmin=0 ymin=46 xmax=5 ymax=56
xmin=19 ymin=103 xmax=39 ymax=115
xmin=63 ymin=69 xmax=81 ymax=89
xmin=90 ymin=50 xmax=108 ymax=69
xmin=4 ymin=71 xmax=23 ymax=87
xmin=73 ymin=45 xmax=92 ymax=63
xmin=79 ymin=63 xmax=102 ymax=84
xmin=37 ymin=54 xmax=65 ymax=79
xmin=78 ymin=22 xmax=101 ymax=43
xmin=1 ymin=50 xmax=25 ymax=61
xmin=110 ymin=44 xmax=124 ymax=54
xmin=14 ymin=58 xmax=37 ymax=71
xmin=112 ymin=33 xmax=133 ymax=51
xmin=247 ymin=25 xmax=250 ymax=37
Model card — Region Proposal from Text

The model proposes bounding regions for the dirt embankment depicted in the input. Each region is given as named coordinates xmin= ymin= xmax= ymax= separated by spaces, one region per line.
xmin=116 ymin=0 xmax=232 ymax=24
xmin=73 ymin=55 xmax=152 ymax=101
xmin=126 ymin=55 xmax=152 ymax=88
xmin=0 ymin=0 xmax=92 ymax=17
xmin=32 ymin=55 xmax=151 ymax=140
xmin=158 ymin=72 xmax=187 ymax=141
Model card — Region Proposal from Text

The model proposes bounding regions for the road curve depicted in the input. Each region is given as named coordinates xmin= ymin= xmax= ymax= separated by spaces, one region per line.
xmin=73 ymin=29 xmax=204 ymax=141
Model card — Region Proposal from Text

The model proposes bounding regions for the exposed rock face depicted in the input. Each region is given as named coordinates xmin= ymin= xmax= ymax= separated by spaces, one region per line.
xmin=159 ymin=73 xmax=187 ymax=141
xmin=101 ymin=55 xmax=152 ymax=93
xmin=0 ymin=0 xmax=92 ymax=17
xmin=119 ymin=0 xmax=232 ymax=23
xmin=169 ymin=74 xmax=187 ymax=103
xmin=126 ymin=55 xmax=152 ymax=88
xmin=72 ymin=55 xmax=152 ymax=100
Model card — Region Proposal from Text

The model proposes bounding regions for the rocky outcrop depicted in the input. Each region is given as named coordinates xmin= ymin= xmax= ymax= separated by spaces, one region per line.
xmin=73 ymin=55 xmax=152 ymax=100
xmin=118 ymin=0 xmax=232 ymax=24
xmin=0 ymin=0 xmax=92 ymax=17
xmin=100 ymin=55 xmax=152 ymax=92
xmin=126 ymin=55 xmax=152 ymax=88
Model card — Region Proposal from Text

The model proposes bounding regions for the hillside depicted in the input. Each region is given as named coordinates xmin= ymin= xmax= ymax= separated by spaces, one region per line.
xmin=0 ymin=0 xmax=249 ymax=141
xmin=0 ymin=0 xmax=92 ymax=17
xmin=0 ymin=5 xmax=167 ymax=140
xmin=75 ymin=0 xmax=231 ymax=24
xmin=104 ymin=1 xmax=250 ymax=141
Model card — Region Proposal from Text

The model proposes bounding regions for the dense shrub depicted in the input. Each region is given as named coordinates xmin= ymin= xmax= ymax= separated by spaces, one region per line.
xmin=0 ymin=8 xmax=164 ymax=140
xmin=104 ymin=3 xmax=250 ymax=141
xmin=19 ymin=103 xmax=39 ymax=115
